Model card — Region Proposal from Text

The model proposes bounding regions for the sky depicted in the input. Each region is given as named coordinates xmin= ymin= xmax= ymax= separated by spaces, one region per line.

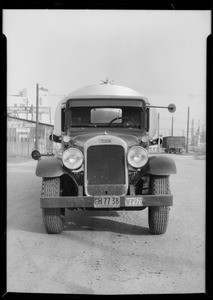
xmin=3 ymin=10 xmax=211 ymax=136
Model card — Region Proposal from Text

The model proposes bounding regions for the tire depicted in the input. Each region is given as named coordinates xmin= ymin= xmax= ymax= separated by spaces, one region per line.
xmin=41 ymin=178 xmax=65 ymax=234
xmin=148 ymin=176 xmax=170 ymax=235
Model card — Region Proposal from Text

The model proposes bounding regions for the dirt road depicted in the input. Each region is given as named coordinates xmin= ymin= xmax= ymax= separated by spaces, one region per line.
xmin=6 ymin=154 xmax=205 ymax=294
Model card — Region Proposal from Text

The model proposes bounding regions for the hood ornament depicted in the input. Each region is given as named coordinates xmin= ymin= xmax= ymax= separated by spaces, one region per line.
xmin=104 ymin=131 xmax=108 ymax=135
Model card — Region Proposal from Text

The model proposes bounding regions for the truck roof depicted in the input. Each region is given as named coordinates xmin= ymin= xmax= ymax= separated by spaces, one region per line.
xmin=62 ymin=84 xmax=148 ymax=102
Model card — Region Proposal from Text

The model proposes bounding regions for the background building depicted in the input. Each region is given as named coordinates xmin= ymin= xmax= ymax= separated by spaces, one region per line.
xmin=7 ymin=88 xmax=52 ymax=124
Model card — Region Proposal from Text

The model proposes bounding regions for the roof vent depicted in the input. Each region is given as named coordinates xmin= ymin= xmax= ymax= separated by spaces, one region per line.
xmin=100 ymin=77 xmax=115 ymax=85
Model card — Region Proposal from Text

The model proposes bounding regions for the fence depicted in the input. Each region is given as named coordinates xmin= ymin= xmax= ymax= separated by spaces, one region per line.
xmin=7 ymin=116 xmax=54 ymax=158
xmin=7 ymin=141 xmax=35 ymax=157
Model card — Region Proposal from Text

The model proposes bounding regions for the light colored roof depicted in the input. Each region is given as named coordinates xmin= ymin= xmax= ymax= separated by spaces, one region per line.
xmin=63 ymin=84 xmax=148 ymax=101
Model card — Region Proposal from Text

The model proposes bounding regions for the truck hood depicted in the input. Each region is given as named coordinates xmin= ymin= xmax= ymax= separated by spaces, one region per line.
xmin=71 ymin=131 xmax=141 ymax=148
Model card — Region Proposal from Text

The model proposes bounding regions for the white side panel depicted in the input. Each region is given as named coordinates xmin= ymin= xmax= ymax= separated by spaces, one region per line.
xmin=148 ymin=102 xmax=158 ymax=139
xmin=53 ymin=99 xmax=66 ymax=136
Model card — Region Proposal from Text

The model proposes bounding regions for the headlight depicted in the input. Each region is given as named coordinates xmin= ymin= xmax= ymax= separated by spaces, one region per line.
xmin=62 ymin=148 xmax=83 ymax=170
xmin=127 ymin=146 xmax=148 ymax=168
xmin=141 ymin=135 xmax=149 ymax=143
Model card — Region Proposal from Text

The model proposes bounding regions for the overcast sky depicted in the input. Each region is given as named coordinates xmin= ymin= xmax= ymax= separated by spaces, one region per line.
xmin=3 ymin=10 xmax=211 ymax=135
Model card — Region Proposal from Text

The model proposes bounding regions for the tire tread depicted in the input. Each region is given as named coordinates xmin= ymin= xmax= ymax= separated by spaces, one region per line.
xmin=148 ymin=176 xmax=170 ymax=235
xmin=41 ymin=178 xmax=64 ymax=234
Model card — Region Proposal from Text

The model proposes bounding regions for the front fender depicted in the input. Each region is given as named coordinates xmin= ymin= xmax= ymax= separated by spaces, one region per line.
xmin=35 ymin=157 xmax=66 ymax=178
xmin=146 ymin=155 xmax=177 ymax=175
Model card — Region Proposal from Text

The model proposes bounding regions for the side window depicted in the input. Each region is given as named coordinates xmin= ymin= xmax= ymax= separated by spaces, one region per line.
xmin=61 ymin=108 xmax=65 ymax=132
xmin=146 ymin=108 xmax=150 ymax=131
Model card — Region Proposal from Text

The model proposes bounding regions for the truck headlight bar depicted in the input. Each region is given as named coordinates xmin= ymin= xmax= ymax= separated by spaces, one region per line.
xmin=62 ymin=148 xmax=83 ymax=170
xmin=127 ymin=146 xmax=148 ymax=168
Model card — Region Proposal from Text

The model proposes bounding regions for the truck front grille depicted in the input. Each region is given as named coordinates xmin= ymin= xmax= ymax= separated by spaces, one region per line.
xmin=87 ymin=145 xmax=125 ymax=185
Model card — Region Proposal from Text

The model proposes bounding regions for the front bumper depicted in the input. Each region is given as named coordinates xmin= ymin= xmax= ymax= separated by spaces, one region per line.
xmin=40 ymin=195 xmax=173 ymax=210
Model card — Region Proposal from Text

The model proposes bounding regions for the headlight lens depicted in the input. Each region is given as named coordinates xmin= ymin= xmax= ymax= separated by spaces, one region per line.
xmin=127 ymin=146 xmax=148 ymax=168
xmin=62 ymin=148 xmax=83 ymax=170
xmin=141 ymin=135 xmax=149 ymax=143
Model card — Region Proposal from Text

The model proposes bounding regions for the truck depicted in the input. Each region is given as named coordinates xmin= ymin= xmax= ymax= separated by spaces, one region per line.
xmin=162 ymin=136 xmax=185 ymax=154
xmin=32 ymin=82 xmax=177 ymax=235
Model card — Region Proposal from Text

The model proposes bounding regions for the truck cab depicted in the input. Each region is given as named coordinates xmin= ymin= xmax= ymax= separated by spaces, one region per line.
xmin=32 ymin=82 xmax=176 ymax=235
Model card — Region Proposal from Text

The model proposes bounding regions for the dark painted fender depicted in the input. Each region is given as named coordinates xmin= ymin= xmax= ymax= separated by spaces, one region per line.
xmin=35 ymin=157 xmax=66 ymax=178
xmin=146 ymin=155 xmax=177 ymax=175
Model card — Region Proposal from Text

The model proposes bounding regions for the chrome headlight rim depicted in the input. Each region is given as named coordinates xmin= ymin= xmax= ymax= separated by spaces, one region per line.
xmin=62 ymin=147 xmax=83 ymax=170
xmin=127 ymin=146 xmax=148 ymax=168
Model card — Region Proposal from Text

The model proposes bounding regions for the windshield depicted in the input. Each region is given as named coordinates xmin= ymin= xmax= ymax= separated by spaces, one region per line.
xmin=70 ymin=107 xmax=142 ymax=128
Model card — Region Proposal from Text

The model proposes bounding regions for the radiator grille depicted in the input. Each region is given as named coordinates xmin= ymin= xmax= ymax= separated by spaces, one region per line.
xmin=87 ymin=145 xmax=125 ymax=185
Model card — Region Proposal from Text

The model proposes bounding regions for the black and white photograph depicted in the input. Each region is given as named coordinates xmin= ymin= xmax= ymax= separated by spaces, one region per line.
xmin=3 ymin=8 xmax=211 ymax=295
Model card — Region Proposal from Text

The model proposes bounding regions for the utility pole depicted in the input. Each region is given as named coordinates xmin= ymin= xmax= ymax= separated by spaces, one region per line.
xmin=35 ymin=83 xmax=39 ymax=150
xmin=171 ymin=116 xmax=174 ymax=136
xmin=157 ymin=113 xmax=160 ymax=138
xmin=186 ymin=106 xmax=190 ymax=154
xmin=191 ymin=119 xmax=194 ymax=145
xmin=26 ymin=98 xmax=28 ymax=120
xmin=197 ymin=120 xmax=201 ymax=146
xmin=201 ymin=125 xmax=205 ymax=143
xmin=49 ymin=107 xmax=51 ymax=124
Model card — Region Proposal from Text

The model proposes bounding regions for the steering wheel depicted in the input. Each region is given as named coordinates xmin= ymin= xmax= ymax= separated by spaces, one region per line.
xmin=109 ymin=117 xmax=138 ymax=127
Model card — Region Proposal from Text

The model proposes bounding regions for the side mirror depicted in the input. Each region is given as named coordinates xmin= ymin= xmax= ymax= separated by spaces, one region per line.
xmin=31 ymin=150 xmax=41 ymax=160
xmin=168 ymin=103 xmax=176 ymax=113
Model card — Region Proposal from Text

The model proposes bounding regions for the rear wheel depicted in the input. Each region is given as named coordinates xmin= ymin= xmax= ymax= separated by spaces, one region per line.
xmin=148 ymin=176 xmax=170 ymax=235
xmin=41 ymin=178 xmax=65 ymax=234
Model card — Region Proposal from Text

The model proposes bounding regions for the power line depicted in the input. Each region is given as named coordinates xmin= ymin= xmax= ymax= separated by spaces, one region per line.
xmin=7 ymin=62 xmax=37 ymax=85
xmin=7 ymin=63 xmax=53 ymax=93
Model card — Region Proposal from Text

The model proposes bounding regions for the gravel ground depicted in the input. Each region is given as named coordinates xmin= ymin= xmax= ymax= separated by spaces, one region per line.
xmin=6 ymin=154 xmax=206 ymax=295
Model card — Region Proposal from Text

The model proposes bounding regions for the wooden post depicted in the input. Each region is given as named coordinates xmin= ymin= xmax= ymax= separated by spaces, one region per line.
xmin=186 ymin=106 xmax=190 ymax=153
xmin=35 ymin=83 xmax=39 ymax=150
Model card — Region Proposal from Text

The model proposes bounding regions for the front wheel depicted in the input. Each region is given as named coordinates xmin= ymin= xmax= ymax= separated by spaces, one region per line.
xmin=42 ymin=208 xmax=65 ymax=234
xmin=148 ymin=176 xmax=171 ymax=235
xmin=41 ymin=178 xmax=65 ymax=234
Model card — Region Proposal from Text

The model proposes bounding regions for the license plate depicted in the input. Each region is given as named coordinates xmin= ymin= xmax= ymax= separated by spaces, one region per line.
xmin=94 ymin=196 xmax=120 ymax=208
xmin=125 ymin=197 xmax=143 ymax=207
